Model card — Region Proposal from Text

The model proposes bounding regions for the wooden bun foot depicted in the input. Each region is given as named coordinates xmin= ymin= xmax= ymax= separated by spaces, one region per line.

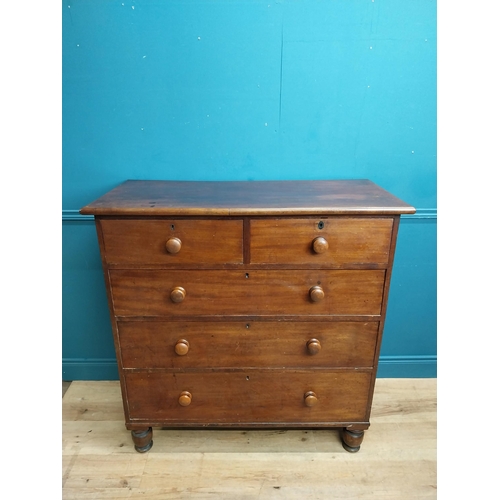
xmin=131 ymin=427 xmax=153 ymax=453
xmin=341 ymin=428 xmax=364 ymax=453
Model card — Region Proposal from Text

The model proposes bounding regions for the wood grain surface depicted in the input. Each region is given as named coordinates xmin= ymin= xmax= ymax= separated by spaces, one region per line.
xmin=123 ymin=370 xmax=372 ymax=424
xmin=117 ymin=321 xmax=379 ymax=369
xmin=109 ymin=269 xmax=385 ymax=317
xmin=100 ymin=218 xmax=243 ymax=265
xmin=250 ymin=217 xmax=393 ymax=265
xmin=80 ymin=180 xmax=416 ymax=216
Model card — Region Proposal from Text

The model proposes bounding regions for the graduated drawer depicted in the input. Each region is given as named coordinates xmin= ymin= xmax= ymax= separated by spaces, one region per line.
xmin=118 ymin=321 xmax=379 ymax=369
xmin=99 ymin=218 xmax=243 ymax=265
xmin=109 ymin=269 xmax=385 ymax=317
xmin=125 ymin=370 xmax=371 ymax=423
xmin=250 ymin=217 xmax=393 ymax=266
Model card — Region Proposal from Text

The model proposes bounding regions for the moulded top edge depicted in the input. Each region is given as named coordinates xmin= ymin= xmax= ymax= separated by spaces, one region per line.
xmin=80 ymin=207 xmax=416 ymax=216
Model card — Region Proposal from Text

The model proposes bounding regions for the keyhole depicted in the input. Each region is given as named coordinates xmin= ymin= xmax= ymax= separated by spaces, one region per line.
xmin=317 ymin=221 xmax=324 ymax=230
xmin=171 ymin=224 xmax=175 ymax=230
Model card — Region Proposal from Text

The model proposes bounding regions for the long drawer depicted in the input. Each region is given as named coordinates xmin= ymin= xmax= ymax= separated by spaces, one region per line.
xmin=100 ymin=219 xmax=243 ymax=265
xmin=118 ymin=321 xmax=379 ymax=369
xmin=124 ymin=370 xmax=372 ymax=423
xmin=109 ymin=269 xmax=385 ymax=317
xmin=250 ymin=217 xmax=393 ymax=265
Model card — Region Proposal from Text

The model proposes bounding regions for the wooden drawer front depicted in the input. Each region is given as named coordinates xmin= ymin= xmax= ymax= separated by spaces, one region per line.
xmin=125 ymin=370 xmax=371 ymax=423
xmin=110 ymin=269 xmax=385 ymax=317
xmin=100 ymin=219 xmax=243 ymax=265
xmin=250 ymin=217 xmax=393 ymax=265
xmin=118 ymin=321 xmax=378 ymax=369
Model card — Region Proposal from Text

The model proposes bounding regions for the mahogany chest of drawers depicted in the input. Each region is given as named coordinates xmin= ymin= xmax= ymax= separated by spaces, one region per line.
xmin=80 ymin=180 xmax=415 ymax=453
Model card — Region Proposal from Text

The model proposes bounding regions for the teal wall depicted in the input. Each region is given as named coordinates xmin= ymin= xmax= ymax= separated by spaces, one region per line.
xmin=62 ymin=0 xmax=436 ymax=379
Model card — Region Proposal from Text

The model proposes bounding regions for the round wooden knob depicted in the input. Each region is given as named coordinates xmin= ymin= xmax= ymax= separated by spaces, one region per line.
xmin=166 ymin=237 xmax=182 ymax=254
xmin=304 ymin=391 xmax=318 ymax=407
xmin=174 ymin=339 xmax=190 ymax=356
xmin=309 ymin=285 xmax=324 ymax=302
xmin=312 ymin=237 xmax=329 ymax=254
xmin=306 ymin=338 xmax=322 ymax=355
xmin=178 ymin=391 xmax=192 ymax=406
xmin=170 ymin=286 xmax=186 ymax=303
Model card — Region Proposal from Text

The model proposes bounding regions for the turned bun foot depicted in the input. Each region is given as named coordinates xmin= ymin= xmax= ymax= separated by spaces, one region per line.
xmin=131 ymin=427 xmax=153 ymax=453
xmin=341 ymin=428 xmax=365 ymax=453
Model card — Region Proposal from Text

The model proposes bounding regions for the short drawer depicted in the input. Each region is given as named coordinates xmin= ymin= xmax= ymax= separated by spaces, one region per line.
xmin=110 ymin=269 xmax=385 ymax=317
xmin=100 ymin=219 xmax=243 ymax=265
xmin=250 ymin=217 xmax=393 ymax=266
xmin=118 ymin=321 xmax=379 ymax=369
xmin=125 ymin=370 xmax=372 ymax=423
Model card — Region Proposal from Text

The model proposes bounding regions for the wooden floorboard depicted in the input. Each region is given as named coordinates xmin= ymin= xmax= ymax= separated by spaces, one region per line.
xmin=62 ymin=379 xmax=436 ymax=499
xmin=63 ymin=381 xmax=72 ymax=398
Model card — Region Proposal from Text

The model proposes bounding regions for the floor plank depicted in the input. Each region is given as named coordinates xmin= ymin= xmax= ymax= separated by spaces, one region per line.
xmin=62 ymin=379 xmax=436 ymax=499
xmin=63 ymin=381 xmax=72 ymax=398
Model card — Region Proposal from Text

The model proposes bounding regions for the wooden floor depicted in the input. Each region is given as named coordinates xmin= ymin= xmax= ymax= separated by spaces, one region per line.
xmin=62 ymin=379 xmax=436 ymax=499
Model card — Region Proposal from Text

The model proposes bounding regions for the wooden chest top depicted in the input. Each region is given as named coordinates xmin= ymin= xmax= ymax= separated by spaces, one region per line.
xmin=80 ymin=179 xmax=415 ymax=216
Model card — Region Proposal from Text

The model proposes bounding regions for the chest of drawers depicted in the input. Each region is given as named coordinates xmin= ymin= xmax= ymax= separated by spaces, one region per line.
xmin=80 ymin=180 xmax=415 ymax=453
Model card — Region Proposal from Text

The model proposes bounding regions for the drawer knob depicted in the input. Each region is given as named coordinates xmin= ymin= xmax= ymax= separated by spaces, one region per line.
xmin=166 ymin=237 xmax=182 ymax=254
xmin=309 ymin=285 xmax=324 ymax=302
xmin=178 ymin=391 xmax=192 ymax=407
xmin=306 ymin=338 xmax=322 ymax=355
xmin=312 ymin=237 xmax=329 ymax=254
xmin=174 ymin=339 xmax=190 ymax=356
xmin=170 ymin=286 xmax=186 ymax=303
xmin=304 ymin=391 xmax=318 ymax=407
